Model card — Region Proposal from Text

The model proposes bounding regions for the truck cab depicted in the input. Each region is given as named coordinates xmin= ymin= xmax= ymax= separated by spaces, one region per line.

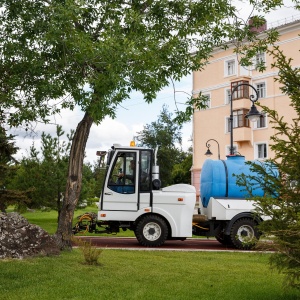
xmin=97 ymin=143 xmax=196 ymax=247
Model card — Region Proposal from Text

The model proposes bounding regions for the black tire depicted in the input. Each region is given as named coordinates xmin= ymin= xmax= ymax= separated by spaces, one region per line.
xmin=215 ymin=232 xmax=233 ymax=247
xmin=135 ymin=215 xmax=168 ymax=247
xmin=230 ymin=218 xmax=260 ymax=250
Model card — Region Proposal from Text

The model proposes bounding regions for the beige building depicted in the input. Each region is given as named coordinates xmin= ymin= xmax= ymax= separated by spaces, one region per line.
xmin=191 ymin=18 xmax=300 ymax=199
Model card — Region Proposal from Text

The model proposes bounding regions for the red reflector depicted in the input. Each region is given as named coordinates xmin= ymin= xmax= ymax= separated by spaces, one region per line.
xmin=100 ymin=214 xmax=106 ymax=217
xmin=178 ymin=198 xmax=183 ymax=202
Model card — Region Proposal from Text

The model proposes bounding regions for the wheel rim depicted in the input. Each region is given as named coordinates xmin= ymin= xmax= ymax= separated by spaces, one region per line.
xmin=143 ymin=222 xmax=161 ymax=241
xmin=236 ymin=225 xmax=255 ymax=242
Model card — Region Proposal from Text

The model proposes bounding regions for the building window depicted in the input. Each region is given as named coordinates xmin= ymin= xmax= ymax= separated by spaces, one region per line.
xmin=225 ymin=88 xmax=231 ymax=104
xmin=255 ymin=82 xmax=266 ymax=99
xmin=254 ymin=52 xmax=266 ymax=69
xmin=231 ymin=80 xmax=249 ymax=100
xmin=201 ymin=93 xmax=211 ymax=109
xmin=255 ymin=143 xmax=268 ymax=159
xmin=227 ymin=109 xmax=250 ymax=132
xmin=225 ymin=59 xmax=236 ymax=76
xmin=255 ymin=112 xmax=267 ymax=128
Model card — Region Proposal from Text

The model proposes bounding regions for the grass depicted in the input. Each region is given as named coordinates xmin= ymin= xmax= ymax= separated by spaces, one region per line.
xmin=0 ymin=250 xmax=300 ymax=300
xmin=2 ymin=207 xmax=300 ymax=299
xmin=6 ymin=206 xmax=135 ymax=237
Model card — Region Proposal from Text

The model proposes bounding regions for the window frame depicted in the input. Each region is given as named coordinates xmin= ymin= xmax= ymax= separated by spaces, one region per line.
xmin=254 ymin=142 xmax=268 ymax=159
xmin=226 ymin=109 xmax=250 ymax=132
xmin=201 ymin=93 xmax=211 ymax=110
xmin=107 ymin=152 xmax=136 ymax=194
xmin=231 ymin=80 xmax=250 ymax=100
xmin=254 ymin=111 xmax=267 ymax=129
xmin=254 ymin=52 xmax=266 ymax=69
xmin=225 ymin=59 xmax=236 ymax=77
xmin=225 ymin=88 xmax=231 ymax=104
xmin=255 ymin=82 xmax=266 ymax=99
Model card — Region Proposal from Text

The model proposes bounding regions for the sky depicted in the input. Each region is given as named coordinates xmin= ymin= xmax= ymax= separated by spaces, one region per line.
xmin=10 ymin=0 xmax=300 ymax=164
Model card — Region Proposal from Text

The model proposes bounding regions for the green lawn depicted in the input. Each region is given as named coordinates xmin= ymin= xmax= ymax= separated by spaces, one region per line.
xmin=1 ymin=250 xmax=299 ymax=300
xmin=2 ymin=207 xmax=300 ymax=299
xmin=7 ymin=205 xmax=135 ymax=237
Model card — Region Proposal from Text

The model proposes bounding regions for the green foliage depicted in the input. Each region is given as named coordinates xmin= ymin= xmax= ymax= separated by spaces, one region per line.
xmin=0 ymin=0 xmax=241 ymax=127
xmin=136 ymin=105 xmax=191 ymax=186
xmin=8 ymin=125 xmax=72 ymax=210
xmin=236 ymin=47 xmax=300 ymax=290
xmin=0 ymin=0 xmax=285 ymax=128
xmin=0 ymin=126 xmax=30 ymax=211
xmin=171 ymin=147 xmax=193 ymax=184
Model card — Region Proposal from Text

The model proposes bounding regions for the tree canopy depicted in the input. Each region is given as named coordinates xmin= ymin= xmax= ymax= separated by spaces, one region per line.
xmin=0 ymin=0 xmax=238 ymax=127
xmin=136 ymin=105 xmax=191 ymax=186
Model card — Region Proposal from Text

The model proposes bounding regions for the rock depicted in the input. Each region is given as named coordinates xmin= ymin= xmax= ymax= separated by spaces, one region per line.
xmin=0 ymin=212 xmax=60 ymax=259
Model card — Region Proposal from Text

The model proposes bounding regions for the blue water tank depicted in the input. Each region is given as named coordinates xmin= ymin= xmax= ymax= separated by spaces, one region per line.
xmin=200 ymin=156 xmax=274 ymax=207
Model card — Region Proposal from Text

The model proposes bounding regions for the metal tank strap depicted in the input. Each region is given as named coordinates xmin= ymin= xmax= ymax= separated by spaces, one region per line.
xmin=221 ymin=160 xmax=228 ymax=197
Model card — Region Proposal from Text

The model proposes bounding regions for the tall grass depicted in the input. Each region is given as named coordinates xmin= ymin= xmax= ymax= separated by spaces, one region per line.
xmin=0 ymin=250 xmax=299 ymax=300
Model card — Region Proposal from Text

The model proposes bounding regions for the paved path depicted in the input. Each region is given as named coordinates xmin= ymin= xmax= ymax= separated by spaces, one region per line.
xmin=72 ymin=236 xmax=263 ymax=252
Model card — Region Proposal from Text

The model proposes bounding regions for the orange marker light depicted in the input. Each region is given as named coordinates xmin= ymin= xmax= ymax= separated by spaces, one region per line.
xmin=130 ymin=140 xmax=136 ymax=147
xmin=178 ymin=198 xmax=184 ymax=202
xmin=144 ymin=208 xmax=151 ymax=212
xmin=100 ymin=214 xmax=106 ymax=217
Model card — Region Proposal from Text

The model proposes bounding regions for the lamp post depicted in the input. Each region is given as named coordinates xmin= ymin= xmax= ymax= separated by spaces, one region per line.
xmin=229 ymin=83 xmax=262 ymax=155
xmin=205 ymin=139 xmax=220 ymax=160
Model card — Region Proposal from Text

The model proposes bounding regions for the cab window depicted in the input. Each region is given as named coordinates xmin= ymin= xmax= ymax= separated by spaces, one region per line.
xmin=107 ymin=152 xmax=136 ymax=194
xmin=140 ymin=150 xmax=151 ymax=192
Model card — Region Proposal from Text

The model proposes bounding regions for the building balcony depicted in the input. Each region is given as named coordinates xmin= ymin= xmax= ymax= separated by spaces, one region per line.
xmin=232 ymin=98 xmax=251 ymax=111
xmin=233 ymin=126 xmax=251 ymax=142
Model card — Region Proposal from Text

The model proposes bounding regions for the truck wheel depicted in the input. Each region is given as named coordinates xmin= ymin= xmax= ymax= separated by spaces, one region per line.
xmin=135 ymin=215 xmax=168 ymax=247
xmin=215 ymin=232 xmax=233 ymax=247
xmin=230 ymin=218 xmax=260 ymax=250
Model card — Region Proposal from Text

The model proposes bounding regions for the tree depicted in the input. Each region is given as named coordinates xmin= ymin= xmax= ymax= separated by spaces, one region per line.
xmin=0 ymin=126 xmax=29 ymax=211
xmin=171 ymin=146 xmax=192 ymax=185
xmin=9 ymin=125 xmax=72 ymax=214
xmin=0 ymin=0 xmax=287 ymax=248
xmin=236 ymin=47 xmax=300 ymax=290
xmin=136 ymin=105 xmax=184 ymax=187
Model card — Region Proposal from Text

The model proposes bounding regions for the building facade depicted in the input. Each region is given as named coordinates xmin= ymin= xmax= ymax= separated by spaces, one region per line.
xmin=191 ymin=19 xmax=300 ymax=199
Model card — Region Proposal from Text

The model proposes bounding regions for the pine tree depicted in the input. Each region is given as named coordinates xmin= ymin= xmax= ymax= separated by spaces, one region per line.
xmin=0 ymin=126 xmax=29 ymax=212
xmin=236 ymin=47 xmax=300 ymax=290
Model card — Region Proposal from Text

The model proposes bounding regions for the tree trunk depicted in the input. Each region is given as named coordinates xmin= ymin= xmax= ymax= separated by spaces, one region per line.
xmin=54 ymin=112 xmax=93 ymax=250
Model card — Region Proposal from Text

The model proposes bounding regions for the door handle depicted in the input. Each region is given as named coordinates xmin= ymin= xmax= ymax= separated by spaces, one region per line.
xmin=105 ymin=192 xmax=113 ymax=195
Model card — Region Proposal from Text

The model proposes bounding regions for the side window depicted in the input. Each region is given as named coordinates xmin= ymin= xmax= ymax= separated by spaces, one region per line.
xmin=254 ymin=52 xmax=266 ymax=70
xmin=231 ymin=80 xmax=249 ymax=100
xmin=200 ymin=93 xmax=211 ymax=110
xmin=108 ymin=152 xmax=136 ymax=194
xmin=225 ymin=59 xmax=236 ymax=76
xmin=255 ymin=82 xmax=266 ymax=99
xmin=255 ymin=143 xmax=268 ymax=159
xmin=255 ymin=112 xmax=267 ymax=129
xmin=226 ymin=109 xmax=250 ymax=132
xmin=225 ymin=88 xmax=231 ymax=104
xmin=140 ymin=150 xmax=151 ymax=192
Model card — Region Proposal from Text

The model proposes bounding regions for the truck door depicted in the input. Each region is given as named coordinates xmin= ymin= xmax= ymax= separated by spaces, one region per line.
xmin=102 ymin=150 xmax=138 ymax=211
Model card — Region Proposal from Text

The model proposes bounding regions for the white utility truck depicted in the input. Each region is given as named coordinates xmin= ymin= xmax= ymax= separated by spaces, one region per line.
xmin=73 ymin=142 xmax=269 ymax=249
